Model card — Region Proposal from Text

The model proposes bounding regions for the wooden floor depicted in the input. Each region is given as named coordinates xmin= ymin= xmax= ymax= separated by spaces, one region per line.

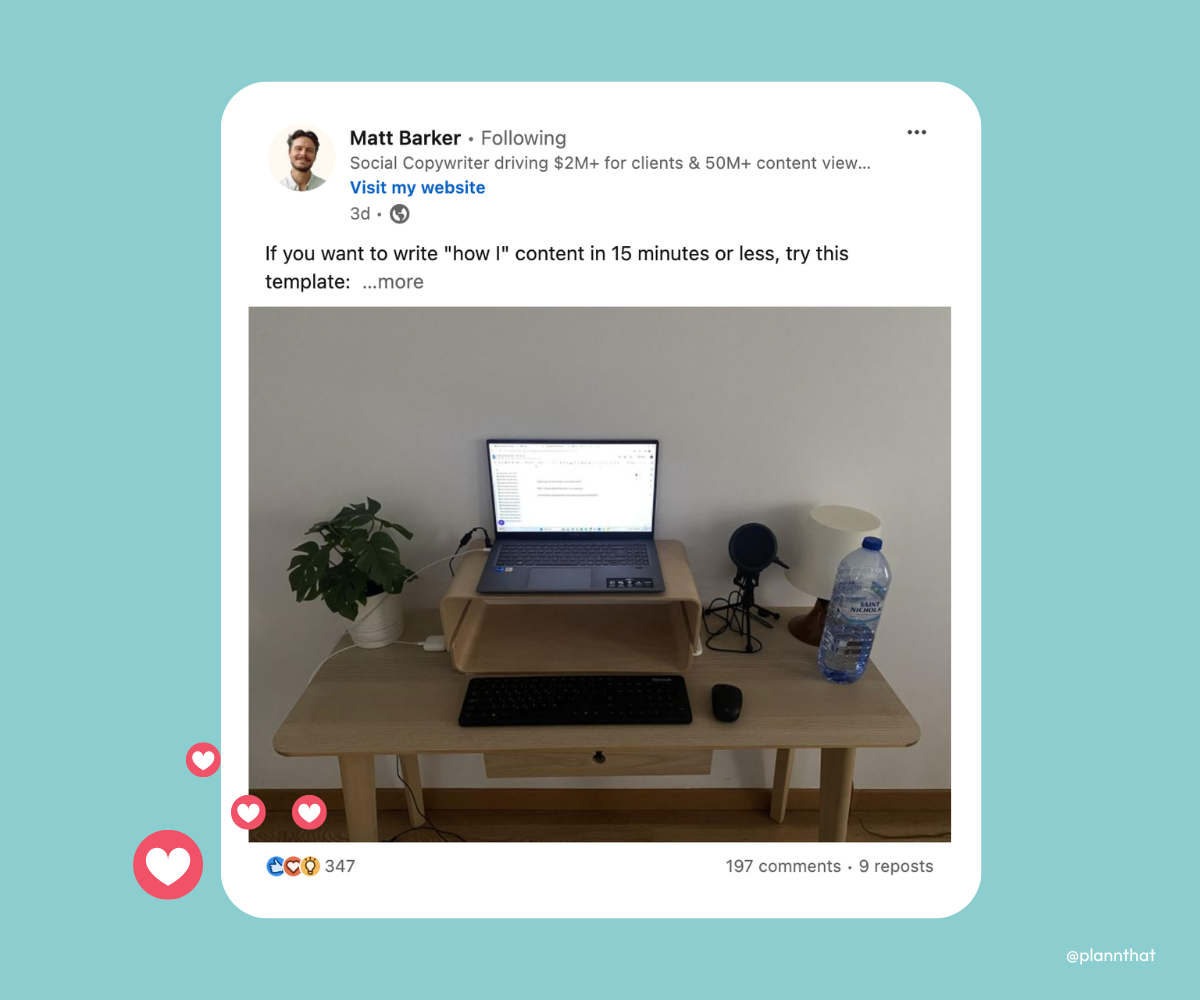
xmin=250 ymin=807 xmax=950 ymax=843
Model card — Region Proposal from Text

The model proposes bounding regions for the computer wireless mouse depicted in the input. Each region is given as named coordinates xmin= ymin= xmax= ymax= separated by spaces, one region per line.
xmin=712 ymin=683 xmax=743 ymax=722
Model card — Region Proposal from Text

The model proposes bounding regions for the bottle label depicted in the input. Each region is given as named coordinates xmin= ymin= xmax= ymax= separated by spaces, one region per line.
xmin=835 ymin=588 xmax=886 ymax=623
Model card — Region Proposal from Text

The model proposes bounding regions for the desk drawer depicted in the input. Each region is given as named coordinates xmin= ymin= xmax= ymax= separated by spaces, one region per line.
xmin=484 ymin=748 xmax=712 ymax=778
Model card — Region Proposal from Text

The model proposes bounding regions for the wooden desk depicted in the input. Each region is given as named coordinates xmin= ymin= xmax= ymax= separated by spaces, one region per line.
xmin=273 ymin=608 xmax=919 ymax=842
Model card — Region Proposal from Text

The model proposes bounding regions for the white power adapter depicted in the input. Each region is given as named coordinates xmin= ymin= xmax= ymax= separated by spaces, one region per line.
xmin=422 ymin=635 xmax=447 ymax=652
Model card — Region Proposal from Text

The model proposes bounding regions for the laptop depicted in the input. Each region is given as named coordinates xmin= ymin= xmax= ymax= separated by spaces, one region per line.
xmin=476 ymin=439 xmax=666 ymax=594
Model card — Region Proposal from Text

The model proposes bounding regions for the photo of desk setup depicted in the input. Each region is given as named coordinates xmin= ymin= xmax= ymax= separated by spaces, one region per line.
xmin=251 ymin=307 xmax=949 ymax=845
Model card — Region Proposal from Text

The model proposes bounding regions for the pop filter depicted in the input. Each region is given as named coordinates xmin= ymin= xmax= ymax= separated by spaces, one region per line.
xmin=728 ymin=523 xmax=789 ymax=574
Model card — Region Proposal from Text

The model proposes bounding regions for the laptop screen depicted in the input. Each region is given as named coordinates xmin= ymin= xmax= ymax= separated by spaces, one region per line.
xmin=488 ymin=440 xmax=658 ymax=534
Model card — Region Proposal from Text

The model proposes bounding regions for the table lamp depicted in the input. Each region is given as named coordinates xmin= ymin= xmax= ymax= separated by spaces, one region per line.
xmin=786 ymin=505 xmax=882 ymax=645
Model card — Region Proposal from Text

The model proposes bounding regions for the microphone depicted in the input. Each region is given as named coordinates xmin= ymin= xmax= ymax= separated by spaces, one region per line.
xmin=722 ymin=523 xmax=789 ymax=648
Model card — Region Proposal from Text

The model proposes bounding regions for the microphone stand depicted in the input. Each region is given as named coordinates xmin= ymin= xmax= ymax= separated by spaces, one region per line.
xmin=732 ymin=556 xmax=788 ymax=652
xmin=733 ymin=569 xmax=772 ymax=652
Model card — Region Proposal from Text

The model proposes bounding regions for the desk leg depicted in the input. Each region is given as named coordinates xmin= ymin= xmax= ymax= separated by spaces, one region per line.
xmin=398 ymin=754 xmax=425 ymax=829
xmin=770 ymin=749 xmax=795 ymax=823
xmin=819 ymin=747 xmax=856 ymax=842
xmin=338 ymin=754 xmax=378 ymax=843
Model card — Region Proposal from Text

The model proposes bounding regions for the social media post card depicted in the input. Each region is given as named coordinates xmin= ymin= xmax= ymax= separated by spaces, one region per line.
xmin=214 ymin=82 xmax=978 ymax=918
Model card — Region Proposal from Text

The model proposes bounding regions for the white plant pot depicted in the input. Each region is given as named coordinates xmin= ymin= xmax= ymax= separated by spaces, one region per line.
xmin=346 ymin=591 xmax=405 ymax=648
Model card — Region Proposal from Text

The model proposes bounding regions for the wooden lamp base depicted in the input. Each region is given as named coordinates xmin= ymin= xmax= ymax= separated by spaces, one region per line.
xmin=787 ymin=599 xmax=829 ymax=646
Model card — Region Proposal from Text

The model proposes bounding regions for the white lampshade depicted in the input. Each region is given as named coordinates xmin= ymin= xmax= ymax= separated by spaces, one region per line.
xmin=786 ymin=505 xmax=882 ymax=600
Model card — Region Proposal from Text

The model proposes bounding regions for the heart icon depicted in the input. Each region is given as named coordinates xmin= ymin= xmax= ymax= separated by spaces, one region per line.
xmin=186 ymin=742 xmax=220 ymax=777
xmin=291 ymin=794 xmax=327 ymax=829
xmin=145 ymin=847 xmax=191 ymax=886
xmin=134 ymin=831 xmax=203 ymax=899
xmin=230 ymin=794 xmax=266 ymax=830
xmin=287 ymin=860 xmax=300 ymax=873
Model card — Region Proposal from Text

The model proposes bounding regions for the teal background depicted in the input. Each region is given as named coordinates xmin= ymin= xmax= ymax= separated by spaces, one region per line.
xmin=7 ymin=1 xmax=1195 ymax=995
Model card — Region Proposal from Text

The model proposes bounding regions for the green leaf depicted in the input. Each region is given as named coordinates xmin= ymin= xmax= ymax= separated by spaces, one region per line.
xmin=332 ymin=503 xmax=374 ymax=528
xmin=377 ymin=518 xmax=413 ymax=540
xmin=351 ymin=530 xmax=406 ymax=589
xmin=365 ymin=497 xmax=382 ymax=516
xmin=322 ymin=560 xmax=369 ymax=619
xmin=287 ymin=543 xmax=331 ymax=602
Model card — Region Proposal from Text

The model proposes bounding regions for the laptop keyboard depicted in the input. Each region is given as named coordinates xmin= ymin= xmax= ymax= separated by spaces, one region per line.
xmin=496 ymin=542 xmax=650 ymax=567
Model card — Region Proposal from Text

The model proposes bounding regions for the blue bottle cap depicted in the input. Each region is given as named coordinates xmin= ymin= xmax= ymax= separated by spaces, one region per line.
xmin=862 ymin=536 xmax=883 ymax=550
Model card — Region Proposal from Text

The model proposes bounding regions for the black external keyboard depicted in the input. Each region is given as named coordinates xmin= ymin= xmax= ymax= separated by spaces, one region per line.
xmin=458 ymin=675 xmax=692 ymax=726
xmin=495 ymin=542 xmax=649 ymax=567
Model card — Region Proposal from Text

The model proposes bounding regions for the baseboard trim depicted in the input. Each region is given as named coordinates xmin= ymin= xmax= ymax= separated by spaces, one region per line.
xmin=252 ymin=787 xmax=949 ymax=813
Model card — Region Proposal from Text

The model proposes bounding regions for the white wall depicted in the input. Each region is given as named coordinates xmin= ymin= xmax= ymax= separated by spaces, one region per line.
xmin=249 ymin=307 xmax=950 ymax=791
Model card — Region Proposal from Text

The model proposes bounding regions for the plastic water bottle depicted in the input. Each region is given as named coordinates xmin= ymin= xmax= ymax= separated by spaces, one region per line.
xmin=818 ymin=537 xmax=891 ymax=683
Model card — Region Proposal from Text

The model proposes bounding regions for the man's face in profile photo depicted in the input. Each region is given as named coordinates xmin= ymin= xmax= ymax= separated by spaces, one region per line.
xmin=281 ymin=129 xmax=325 ymax=191
xmin=289 ymin=134 xmax=317 ymax=174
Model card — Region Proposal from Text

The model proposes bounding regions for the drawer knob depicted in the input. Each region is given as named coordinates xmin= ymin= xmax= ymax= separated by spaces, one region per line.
xmin=592 ymin=751 xmax=606 ymax=764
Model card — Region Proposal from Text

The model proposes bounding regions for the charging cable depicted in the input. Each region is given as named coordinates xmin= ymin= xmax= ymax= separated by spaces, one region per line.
xmin=407 ymin=545 xmax=490 ymax=584
xmin=448 ymin=527 xmax=494 ymax=576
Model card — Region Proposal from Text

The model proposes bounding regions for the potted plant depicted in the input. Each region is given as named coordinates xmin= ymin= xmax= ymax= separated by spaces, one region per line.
xmin=287 ymin=498 xmax=414 ymax=648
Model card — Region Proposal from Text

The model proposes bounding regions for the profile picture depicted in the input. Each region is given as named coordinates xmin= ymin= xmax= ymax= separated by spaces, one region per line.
xmin=269 ymin=125 xmax=336 ymax=192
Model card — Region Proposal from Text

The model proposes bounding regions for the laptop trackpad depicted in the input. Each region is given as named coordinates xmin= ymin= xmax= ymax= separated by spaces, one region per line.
xmin=528 ymin=567 xmax=592 ymax=591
